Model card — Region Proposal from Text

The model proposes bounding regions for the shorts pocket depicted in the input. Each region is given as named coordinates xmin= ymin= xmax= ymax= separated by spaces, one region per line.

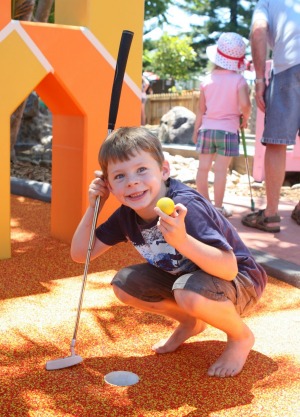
xmin=233 ymin=273 xmax=259 ymax=316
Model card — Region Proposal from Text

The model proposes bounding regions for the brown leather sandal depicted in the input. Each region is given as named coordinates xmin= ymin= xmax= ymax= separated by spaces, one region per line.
xmin=291 ymin=205 xmax=300 ymax=225
xmin=242 ymin=209 xmax=281 ymax=233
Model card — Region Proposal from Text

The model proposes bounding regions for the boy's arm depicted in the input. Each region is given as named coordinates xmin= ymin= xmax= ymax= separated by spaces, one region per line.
xmin=155 ymin=204 xmax=238 ymax=281
xmin=176 ymin=233 xmax=238 ymax=281
xmin=192 ymin=89 xmax=206 ymax=144
xmin=71 ymin=171 xmax=111 ymax=263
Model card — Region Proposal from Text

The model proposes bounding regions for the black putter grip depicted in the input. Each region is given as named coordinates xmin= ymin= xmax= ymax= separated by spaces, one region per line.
xmin=108 ymin=30 xmax=134 ymax=131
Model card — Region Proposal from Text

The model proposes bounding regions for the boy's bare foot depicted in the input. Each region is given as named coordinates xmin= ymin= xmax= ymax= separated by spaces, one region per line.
xmin=152 ymin=319 xmax=206 ymax=353
xmin=207 ymin=329 xmax=255 ymax=377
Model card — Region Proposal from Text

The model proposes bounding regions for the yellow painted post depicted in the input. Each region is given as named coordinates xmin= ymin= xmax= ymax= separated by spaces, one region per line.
xmin=0 ymin=23 xmax=52 ymax=259
xmin=0 ymin=115 xmax=10 ymax=259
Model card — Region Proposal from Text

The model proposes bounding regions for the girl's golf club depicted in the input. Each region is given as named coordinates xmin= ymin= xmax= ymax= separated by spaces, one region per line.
xmin=241 ymin=126 xmax=255 ymax=212
xmin=46 ymin=29 xmax=134 ymax=371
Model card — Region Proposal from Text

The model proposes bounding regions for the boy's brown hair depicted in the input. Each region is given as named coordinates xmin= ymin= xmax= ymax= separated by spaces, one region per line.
xmin=98 ymin=127 xmax=165 ymax=179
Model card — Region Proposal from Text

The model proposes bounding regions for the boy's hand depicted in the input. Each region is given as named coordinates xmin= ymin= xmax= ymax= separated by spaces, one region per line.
xmin=88 ymin=170 xmax=110 ymax=208
xmin=154 ymin=203 xmax=188 ymax=248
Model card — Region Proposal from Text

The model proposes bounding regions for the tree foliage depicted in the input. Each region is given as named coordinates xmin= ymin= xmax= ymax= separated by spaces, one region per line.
xmin=144 ymin=0 xmax=174 ymax=22
xmin=144 ymin=0 xmax=174 ymax=36
xmin=151 ymin=33 xmax=196 ymax=80
xmin=180 ymin=0 xmax=257 ymax=70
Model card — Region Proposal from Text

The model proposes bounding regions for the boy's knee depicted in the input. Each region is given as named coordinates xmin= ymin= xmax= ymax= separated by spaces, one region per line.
xmin=175 ymin=289 xmax=206 ymax=315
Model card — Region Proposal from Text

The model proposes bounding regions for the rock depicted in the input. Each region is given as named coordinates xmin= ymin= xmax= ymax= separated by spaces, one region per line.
xmin=240 ymin=174 xmax=254 ymax=184
xmin=158 ymin=106 xmax=195 ymax=145
xmin=16 ymin=93 xmax=52 ymax=148
xmin=23 ymin=92 xmax=39 ymax=119
xmin=252 ymin=182 xmax=264 ymax=189
xmin=230 ymin=172 xmax=240 ymax=184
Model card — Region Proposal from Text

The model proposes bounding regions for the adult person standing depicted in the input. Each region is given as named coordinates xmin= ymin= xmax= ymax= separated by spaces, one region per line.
xmin=242 ymin=0 xmax=300 ymax=232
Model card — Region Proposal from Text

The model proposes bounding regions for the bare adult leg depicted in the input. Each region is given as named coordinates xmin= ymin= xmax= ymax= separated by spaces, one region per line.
xmin=141 ymin=102 xmax=146 ymax=125
xmin=112 ymin=285 xmax=206 ymax=351
xmin=196 ymin=154 xmax=215 ymax=201
xmin=213 ymin=154 xmax=232 ymax=209
xmin=264 ymin=144 xmax=286 ymax=225
xmin=175 ymin=289 xmax=254 ymax=377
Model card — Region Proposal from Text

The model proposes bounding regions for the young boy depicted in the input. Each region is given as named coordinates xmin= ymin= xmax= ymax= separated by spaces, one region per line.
xmin=71 ymin=126 xmax=267 ymax=378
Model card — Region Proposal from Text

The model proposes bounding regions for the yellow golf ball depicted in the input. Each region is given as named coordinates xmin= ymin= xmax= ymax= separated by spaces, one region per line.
xmin=156 ymin=197 xmax=175 ymax=215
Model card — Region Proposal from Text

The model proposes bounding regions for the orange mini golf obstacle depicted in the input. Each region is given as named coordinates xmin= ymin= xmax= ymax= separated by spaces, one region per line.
xmin=0 ymin=0 xmax=144 ymax=259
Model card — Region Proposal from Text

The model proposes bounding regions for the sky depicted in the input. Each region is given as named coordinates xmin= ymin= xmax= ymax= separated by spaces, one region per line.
xmin=143 ymin=5 xmax=203 ymax=40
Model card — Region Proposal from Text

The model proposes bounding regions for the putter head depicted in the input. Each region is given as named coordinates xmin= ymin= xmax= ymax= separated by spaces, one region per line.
xmin=45 ymin=354 xmax=83 ymax=371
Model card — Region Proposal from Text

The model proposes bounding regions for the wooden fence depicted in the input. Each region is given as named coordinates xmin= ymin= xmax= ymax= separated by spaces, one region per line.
xmin=144 ymin=89 xmax=257 ymax=134
xmin=145 ymin=92 xmax=200 ymax=125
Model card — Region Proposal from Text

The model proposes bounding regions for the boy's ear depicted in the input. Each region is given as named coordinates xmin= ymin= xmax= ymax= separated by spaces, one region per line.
xmin=105 ymin=178 xmax=113 ymax=193
xmin=162 ymin=159 xmax=171 ymax=180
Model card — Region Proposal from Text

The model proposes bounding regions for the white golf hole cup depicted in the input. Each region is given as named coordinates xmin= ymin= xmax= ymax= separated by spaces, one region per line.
xmin=104 ymin=371 xmax=139 ymax=386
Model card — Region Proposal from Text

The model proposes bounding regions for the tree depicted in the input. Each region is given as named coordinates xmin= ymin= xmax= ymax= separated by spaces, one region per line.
xmin=10 ymin=0 xmax=54 ymax=161
xmin=144 ymin=0 xmax=174 ymax=36
xmin=34 ymin=0 xmax=55 ymax=22
xmin=180 ymin=0 xmax=257 ymax=70
xmin=151 ymin=33 xmax=196 ymax=80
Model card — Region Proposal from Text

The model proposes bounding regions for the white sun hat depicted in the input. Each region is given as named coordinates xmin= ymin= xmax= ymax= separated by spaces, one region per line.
xmin=206 ymin=32 xmax=247 ymax=71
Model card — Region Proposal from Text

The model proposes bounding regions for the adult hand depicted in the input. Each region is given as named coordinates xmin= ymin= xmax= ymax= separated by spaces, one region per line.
xmin=255 ymin=82 xmax=266 ymax=113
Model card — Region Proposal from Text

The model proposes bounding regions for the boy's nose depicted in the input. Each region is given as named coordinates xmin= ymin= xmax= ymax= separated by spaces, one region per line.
xmin=126 ymin=175 xmax=139 ymax=186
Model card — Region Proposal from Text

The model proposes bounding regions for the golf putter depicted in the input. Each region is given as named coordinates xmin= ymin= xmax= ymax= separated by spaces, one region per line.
xmin=46 ymin=29 xmax=134 ymax=370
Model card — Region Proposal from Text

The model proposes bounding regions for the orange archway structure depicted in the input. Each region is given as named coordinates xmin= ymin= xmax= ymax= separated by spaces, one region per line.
xmin=0 ymin=0 xmax=143 ymax=259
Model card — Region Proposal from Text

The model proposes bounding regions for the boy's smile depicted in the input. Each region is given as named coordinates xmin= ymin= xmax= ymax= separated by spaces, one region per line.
xmin=107 ymin=150 xmax=170 ymax=221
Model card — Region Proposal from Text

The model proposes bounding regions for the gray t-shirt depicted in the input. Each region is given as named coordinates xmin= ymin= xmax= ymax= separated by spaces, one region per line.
xmin=252 ymin=0 xmax=300 ymax=73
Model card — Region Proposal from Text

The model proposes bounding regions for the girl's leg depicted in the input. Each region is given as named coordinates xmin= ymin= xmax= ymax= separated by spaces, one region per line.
xmin=112 ymin=284 xmax=206 ymax=352
xmin=213 ymin=154 xmax=232 ymax=208
xmin=196 ymin=153 xmax=215 ymax=201
xmin=175 ymin=289 xmax=254 ymax=377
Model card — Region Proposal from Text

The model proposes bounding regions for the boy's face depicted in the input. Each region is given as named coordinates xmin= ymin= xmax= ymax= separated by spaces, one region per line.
xmin=106 ymin=150 xmax=170 ymax=221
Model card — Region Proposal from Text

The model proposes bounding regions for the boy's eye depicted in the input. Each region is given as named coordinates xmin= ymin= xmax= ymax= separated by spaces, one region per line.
xmin=114 ymin=173 xmax=124 ymax=180
xmin=138 ymin=167 xmax=147 ymax=173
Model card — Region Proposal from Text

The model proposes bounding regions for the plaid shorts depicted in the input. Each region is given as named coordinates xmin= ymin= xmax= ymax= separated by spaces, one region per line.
xmin=196 ymin=129 xmax=240 ymax=157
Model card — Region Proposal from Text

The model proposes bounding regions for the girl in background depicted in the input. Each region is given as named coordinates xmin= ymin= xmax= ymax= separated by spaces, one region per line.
xmin=192 ymin=32 xmax=251 ymax=217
